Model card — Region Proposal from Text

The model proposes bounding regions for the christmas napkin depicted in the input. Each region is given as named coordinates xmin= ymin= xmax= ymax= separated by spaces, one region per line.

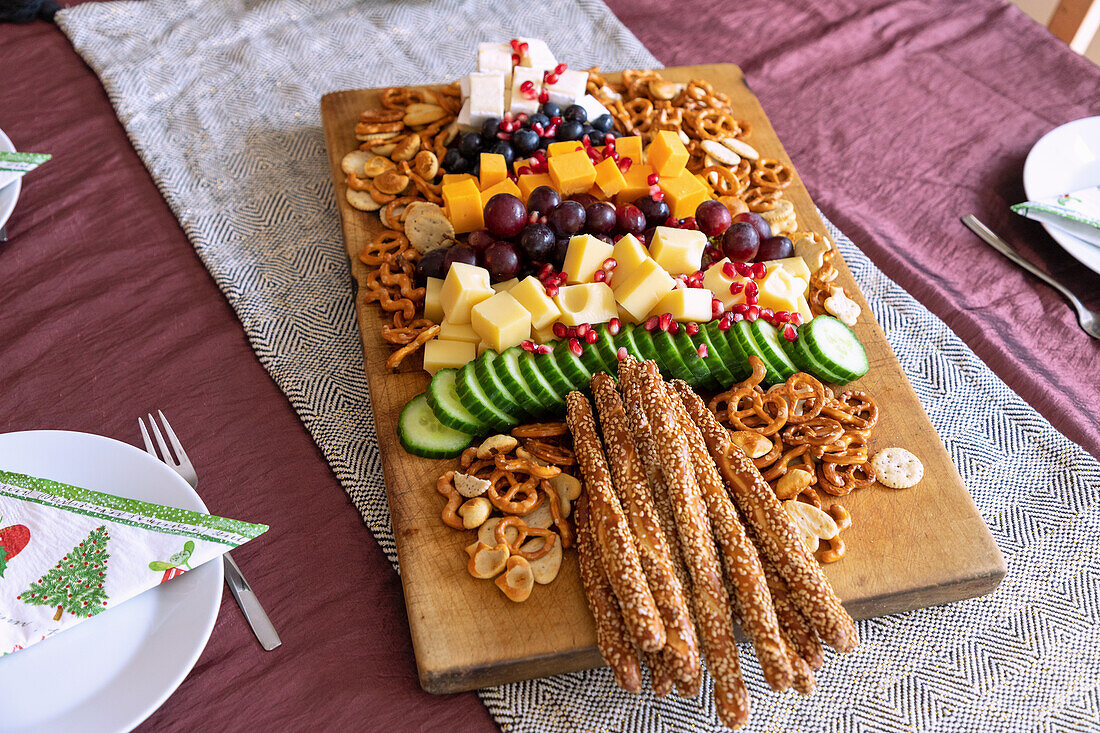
xmin=1012 ymin=184 xmax=1100 ymax=249
xmin=0 ymin=470 xmax=267 ymax=656
xmin=0 ymin=152 xmax=51 ymax=190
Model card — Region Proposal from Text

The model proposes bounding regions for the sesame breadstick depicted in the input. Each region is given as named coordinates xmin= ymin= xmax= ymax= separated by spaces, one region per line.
xmin=591 ymin=372 xmax=701 ymax=687
xmin=761 ymin=553 xmax=825 ymax=671
xmin=665 ymin=382 xmax=792 ymax=693
xmin=647 ymin=650 xmax=676 ymax=697
xmin=630 ymin=360 xmax=750 ymax=730
xmin=672 ymin=381 xmax=859 ymax=654
xmin=565 ymin=391 xmax=666 ymax=654
xmin=575 ymin=495 xmax=643 ymax=694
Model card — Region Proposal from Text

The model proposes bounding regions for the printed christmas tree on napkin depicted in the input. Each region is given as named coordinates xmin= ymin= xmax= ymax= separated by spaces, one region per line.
xmin=0 ymin=470 xmax=267 ymax=656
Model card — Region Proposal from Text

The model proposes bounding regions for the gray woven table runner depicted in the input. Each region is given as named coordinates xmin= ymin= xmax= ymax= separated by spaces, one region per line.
xmin=58 ymin=1 xmax=1100 ymax=730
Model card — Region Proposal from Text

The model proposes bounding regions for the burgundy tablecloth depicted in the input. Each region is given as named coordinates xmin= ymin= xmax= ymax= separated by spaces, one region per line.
xmin=1 ymin=1 xmax=1098 ymax=731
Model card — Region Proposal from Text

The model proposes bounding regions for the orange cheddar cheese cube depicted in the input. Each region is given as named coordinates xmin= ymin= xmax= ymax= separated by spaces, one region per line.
xmin=547 ymin=150 xmax=597 ymax=196
xmin=442 ymin=178 xmax=484 ymax=234
xmin=510 ymin=275 xmax=561 ymax=330
xmin=517 ymin=172 xmax=554 ymax=203
xmin=479 ymin=153 xmax=508 ymax=189
xmin=658 ymin=170 xmax=710 ymax=219
xmin=442 ymin=173 xmax=477 ymax=186
xmin=702 ymin=258 xmax=751 ymax=308
xmin=471 ymin=291 xmax=532 ymax=353
xmin=423 ymin=276 xmax=445 ymax=323
xmin=614 ymin=135 xmax=644 ymax=167
xmin=586 ymin=184 xmax=606 ymax=201
xmin=561 ymin=234 xmax=614 ymax=284
xmin=552 ymin=283 xmax=618 ymax=326
xmin=440 ymin=262 xmax=493 ymax=324
xmin=479 ymin=177 xmax=523 ymax=210
xmin=649 ymin=226 xmax=708 ymax=275
xmin=593 ymin=157 xmax=627 ymax=198
xmin=548 ymin=140 xmax=586 ymax=157
xmin=646 ymin=130 xmax=689 ymax=178
xmin=648 ymin=287 xmax=714 ymax=321
xmin=610 ymin=234 xmax=648 ymax=285
xmin=613 ymin=258 xmax=676 ymax=323
xmin=617 ymin=163 xmax=655 ymax=203
xmin=422 ymin=338 xmax=477 ymax=375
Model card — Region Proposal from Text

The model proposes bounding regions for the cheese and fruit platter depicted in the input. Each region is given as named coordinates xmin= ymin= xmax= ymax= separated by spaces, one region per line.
xmin=320 ymin=39 xmax=1005 ymax=729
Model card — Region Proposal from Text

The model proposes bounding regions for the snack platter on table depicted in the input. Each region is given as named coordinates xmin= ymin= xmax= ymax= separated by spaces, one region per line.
xmin=320 ymin=40 xmax=1004 ymax=724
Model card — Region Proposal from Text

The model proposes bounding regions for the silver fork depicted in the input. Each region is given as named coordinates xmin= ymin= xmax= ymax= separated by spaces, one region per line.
xmin=139 ymin=410 xmax=282 ymax=651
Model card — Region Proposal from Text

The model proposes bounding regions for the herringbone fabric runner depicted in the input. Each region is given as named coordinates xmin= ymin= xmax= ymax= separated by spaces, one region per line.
xmin=58 ymin=1 xmax=1100 ymax=730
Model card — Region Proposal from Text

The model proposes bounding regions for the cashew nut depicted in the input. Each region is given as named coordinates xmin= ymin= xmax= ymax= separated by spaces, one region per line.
xmin=775 ymin=467 xmax=814 ymax=501
xmin=494 ymin=555 xmax=534 ymax=602
xmin=549 ymin=473 xmax=582 ymax=518
xmin=525 ymin=534 xmax=563 ymax=584
xmin=477 ymin=434 xmax=519 ymax=459
xmin=467 ymin=541 xmax=510 ymax=579
xmin=729 ymin=431 xmax=773 ymax=459
xmin=457 ymin=497 xmax=491 ymax=529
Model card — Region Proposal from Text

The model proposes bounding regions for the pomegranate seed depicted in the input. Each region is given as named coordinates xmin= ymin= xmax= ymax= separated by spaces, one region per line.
xmin=644 ymin=316 xmax=660 ymax=332
xmin=554 ymin=62 xmax=567 ymax=75
xmin=731 ymin=312 xmax=745 ymax=322
xmin=751 ymin=262 xmax=767 ymax=279
xmin=729 ymin=282 xmax=744 ymax=295
xmin=718 ymin=314 xmax=732 ymax=330
xmin=790 ymin=313 xmax=804 ymax=326
xmin=648 ymin=184 xmax=661 ymax=198
xmin=503 ymin=112 xmax=514 ymax=122
xmin=545 ymin=73 xmax=559 ymax=85
xmin=722 ymin=261 xmax=737 ymax=279
xmin=697 ymin=343 xmax=708 ymax=359
xmin=668 ymin=320 xmax=680 ymax=334
xmin=760 ymin=307 xmax=774 ymax=320
xmin=520 ymin=80 xmax=535 ymax=93
xmin=734 ymin=262 xmax=753 ymax=277
xmin=533 ymin=149 xmax=547 ymax=161
xmin=745 ymin=293 xmax=758 ymax=306
xmin=647 ymin=173 xmax=660 ymax=185
xmin=568 ymin=338 xmax=583 ymax=357
xmin=512 ymin=52 xmax=521 ymax=64
xmin=510 ymin=39 xmax=521 ymax=51
xmin=605 ymin=135 xmax=616 ymax=147
xmin=617 ymin=157 xmax=633 ymax=172
xmin=746 ymin=305 xmax=761 ymax=321
xmin=616 ymin=346 xmax=628 ymax=361
xmin=544 ymin=284 xmax=559 ymax=297
xmin=774 ymin=311 xmax=791 ymax=324
xmin=593 ymin=269 xmax=607 ymax=283
xmin=608 ymin=317 xmax=621 ymax=335
xmin=538 ymin=214 xmax=548 ymax=223
xmin=556 ymin=272 xmax=569 ymax=285
xmin=538 ymin=90 xmax=549 ymax=104
xmin=576 ymin=323 xmax=590 ymax=338
xmin=581 ymin=134 xmax=591 ymax=147
xmin=681 ymin=217 xmax=697 ymax=230
xmin=585 ymin=330 xmax=599 ymax=344
xmin=539 ymin=263 xmax=554 ymax=278
xmin=517 ymin=113 xmax=528 ymax=122
xmin=532 ymin=122 xmax=545 ymax=136
xmin=518 ymin=166 xmax=532 ymax=176
xmin=601 ymin=257 xmax=617 ymax=271
xmin=519 ymin=42 xmax=529 ymax=54
xmin=685 ymin=322 xmax=700 ymax=335
xmin=732 ymin=303 xmax=749 ymax=314
xmin=783 ymin=324 xmax=798 ymax=342
xmin=538 ymin=344 xmax=553 ymax=355
xmin=652 ymin=191 xmax=665 ymax=202
xmin=745 ymin=281 xmax=759 ymax=298
xmin=522 ymin=89 xmax=537 ymax=101
xmin=665 ymin=216 xmax=679 ymax=227
xmin=552 ymin=322 xmax=568 ymax=338
xmin=550 ymin=116 xmax=563 ymax=126
xmin=544 ymin=125 xmax=558 ymax=138
xmin=659 ymin=313 xmax=673 ymax=331
xmin=521 ymin=340 xmax=535 ymax=352
xmin=495 ymin=131 xmax=510 ymax=140
xmin=508 ymin=173 xmax=518 ymax=183
xmin=712 ymin=298 xmax=726 ymax=317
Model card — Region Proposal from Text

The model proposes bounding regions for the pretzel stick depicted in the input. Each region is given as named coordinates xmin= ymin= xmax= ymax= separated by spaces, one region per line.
xmin=591 ymin=373 xmax=701 ymax=686
xmin=575 ymin=495 xmax=643 ymax=694
xmin=565 ymin=391 xmax=666 ymax=653
xmin=673 ymin=381 xmax=859 ymax=654
xmin=665 ymin=382 xmax=792 ymax=693
xmin=626 ymin=360 xmax=749 ymax=730
xmin=761 ymin=555 xmax=824 ymax=671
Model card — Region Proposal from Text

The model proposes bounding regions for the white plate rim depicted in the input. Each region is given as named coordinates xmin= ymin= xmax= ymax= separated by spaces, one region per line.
xmin=1021 ymin=115 xmax=1100 ymax=276
xmin=0 ymin=127 xmax=22 ymax=232
xmin=0 ymin=429 xmax=222 ymax=733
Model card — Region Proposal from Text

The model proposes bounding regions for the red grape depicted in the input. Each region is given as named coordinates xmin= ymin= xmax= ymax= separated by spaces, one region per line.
xmin=547 ymin=201 xmax=586 ymax=236
xmin=443 ymin=244 xmax=478 ymax=270
xmin=632 ymin=195 xmax=670 ymax=229
xmin=695 ymin=200 xmax=732 ymax=237
xmin=756 ymin=236 xmax=793 ymax=262
xmin=484 ymin=193 xmax=527 ymax=238
xmin=484 ymin=241 xmax=522 ymax=281
xmin=585 ymin=202 xmax=617 ymax=234
xmin=721 ymin=222 xmax=759 ymax=262
xmin=527 ymin=186 xmax=561 ymax=215
xmin=551 ymin=237 xmax=570 ymax=267
xmin=414 ymin=248 xmax=447 ymax=284
xmin=732 ymin=211 xmax=772 ymax=240
xmin=467 ymin=228 xmax=494 ymax=251
xmin=615 ymin=204 xmax=646 ymax=236
xmin=568 ymin=193 xmax=598 ymax=209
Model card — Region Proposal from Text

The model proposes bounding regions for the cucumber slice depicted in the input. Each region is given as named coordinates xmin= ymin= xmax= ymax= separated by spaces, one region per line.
xmin=749 ymin=320 xmax=799 ymax=384
xmin=399 ymin=393 xmax=474 ymax=458
xmin=797 ymin=316 xmax=869 ymax=383
xmin=673 ymin=328 xmax=715 ymax=388
xmin=475 ymin=351 xmax=530 ymax=418
xmin=782 ymin=334 xmax=847 ymax=384
xmin=729 ymin=320 xmax=781 ymax=386
xmin=519 ymin=351 xmax=565 ymax=411
xmin=691 ymin=328 xmax=736 ymax=390
xmin=649 ymin=330 xmax=695 ymax=383
xmin=590 ymin=324 xmax=622 ymax=376
xmin=704 ymin=320 xmax=749 ymax=382
xmin=499 ymin=347 xmax=554 ymax=413
xmin=630 ymin=325 xmax=662 ymax=365
xmin=614 ymin=324 xmax=645 ymax=363
xmin=535 ymin=346 xmax=574 ymax=396
xmin=426 ymin=369 xmax=490 ymax=435
xmin=553 ymin=339 xmax=594 ymax=390
xmin=455 ymin=361 xmax=520 ymax=430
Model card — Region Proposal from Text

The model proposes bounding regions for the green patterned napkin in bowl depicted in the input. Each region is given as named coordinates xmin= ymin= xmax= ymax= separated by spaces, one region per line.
xmin=0 ymin=470 xmax=267 ymax=656
xmin=0 ymin=152 xmax=51 ymax=190
xmin=1011 ymin=185 xmax=1100 ymax=248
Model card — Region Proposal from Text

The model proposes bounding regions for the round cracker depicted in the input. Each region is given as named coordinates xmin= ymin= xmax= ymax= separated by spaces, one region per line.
xmin=404 ymin=202 xmax=455 ymax=253
xmin=870 ymin=447 xmax=924 ymax=489
xmin=341 ymin=150 xmax=375 ymax=176
xmin=346 ymin=187 xmax=382 ymax=212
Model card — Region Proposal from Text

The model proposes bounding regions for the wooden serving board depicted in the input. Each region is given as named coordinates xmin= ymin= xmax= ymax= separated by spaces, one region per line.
xmin=320 ymin=64 xmax=1006 ymax=694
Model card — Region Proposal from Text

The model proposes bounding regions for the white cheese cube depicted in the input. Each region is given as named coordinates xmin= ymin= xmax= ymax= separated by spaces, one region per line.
xmin=467 ymin=72 xmax=505 ymax=129
xmin=456 ymin=98 xmax=475 ymax=131
xmin=509 ymin=66 xmax=545 ymax=116
xmin=460 ymin=76 xmax=471 ymax=98
xmin=544 ymin=69 xmax=588 ymax=109
xmin=517 ymin=38 xmax=556 ymax=69
xmin=575 ymin=94 xmax=611 ymax=123
xmin=477 ymin=42 xmax=514 ymax=91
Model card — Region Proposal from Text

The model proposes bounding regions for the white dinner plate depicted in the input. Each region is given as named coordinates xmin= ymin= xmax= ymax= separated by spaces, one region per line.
xmin=0 ymin=431 xmax=222 ymax=733
xmin=1022 ymin=115 xmax=1100 ymax=276
xmin=0 ymin=127 xmax=21 ymax=233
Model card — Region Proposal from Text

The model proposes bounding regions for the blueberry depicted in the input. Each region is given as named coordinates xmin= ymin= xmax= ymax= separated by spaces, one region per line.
xmin=459 ymin=131 xmax=482 ymax=158
xmin=538 ymin=136 xmax=552 ymax=150
xmin=481 ymin=117 xmax=501 ymax=140
xmin=528 ymin=112 xmax=550 ymax=129
xmin=591 ymin=114 xmax=614 ymax=132
xmin=540 ymin=102 xmax=561 ymax=119
xmin=557 ymin=120 xmax=584 ymax=141
xmin=511 ymin=128 xmax=540 ymax=156
xmin=491 ymin=140 xmax=516 ymax=165
xmin=587 ymin=129 xmax=606 ymax=147
xmin=442 ymin=147 xmax=464 ymax=170
xmin=564 ymin=104 xmax=587 ymax=123
xmin=470 ymin=160 xmax=480 ymax=178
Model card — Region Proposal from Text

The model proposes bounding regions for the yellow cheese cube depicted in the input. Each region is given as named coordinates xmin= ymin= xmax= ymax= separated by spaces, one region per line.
xmin=533 ymin=322 xmax=557 ymax=344
xmin=614 ymin=135 xmax=644 ymax=166
xmin=562 ymin=234 xmax=615 ymax=284
xmin=617 ymin=303 xmax=639 ymax=325
xmin=593 ymin=157 xmax=627 ymax=198
xmin=613 ymin=258 xmax=676 ymax=322
xmin=757 ymin=267 xmax=803 ymax=314
xmin=442 ymin=173 xmax=476 ymax=186
xmin=510 ymin=275 xmax=562 ymax=330
xmin=479 ymin=153 xmax=508 ymax=189
xmin=552 ymin=283 xmax=617 ymax=326
xmin=517 ymin=173 xmax=555 ymax=203
xmin=617 ymin=163 xmax=655 ymax=203
xmin=648 ymin=226 xmax=708 ymax=275
xmin=492 ymin=277 xmax=520 ymax=293
xmin=422 ymin=338 xmax=477 ymax=375
xmin=471 ymin=291 xmax=532 ymax=353
xmin=547 ymin=150 xmax=597 ymax=196
xmin=648 ymin=287 xmax=714 ymax=321
xmin=702 ymin=258 xmax=750 ymax=308
xmin=477 ymin=340 xmax=491 ymax=357
xmin=764 ymin=257 xmax=812 ymax=291
xmin=646 ymin=130 xmax=689 ymax=178
xmin=438 ymin=318 xmax=481 ymax=344
xmin=440 ymin=262 xmax=493 ymax=324
xmin=795 ymin=294 xmax=814 ymax=324
xmin=658 ymin=170 xmax=711 ymax=219
xmin=441 ymin=178 xmax=484 ymax=234
xmin=548 ymin=140 xmax=586 ymax=157
xmin=479 ymin=177 xmax=523 ymax=210
xmin=423 ymin=276 xmax=445 ymax=323
xmin=610 ymin=234 xmax=648 ymax=286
